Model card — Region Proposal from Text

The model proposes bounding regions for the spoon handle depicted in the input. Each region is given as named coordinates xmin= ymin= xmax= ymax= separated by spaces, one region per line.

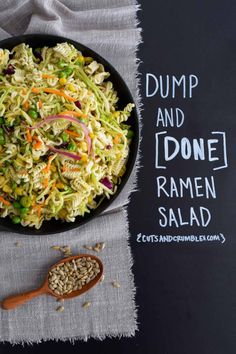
xmin=2 ymin=286 xmax=46 ymax=310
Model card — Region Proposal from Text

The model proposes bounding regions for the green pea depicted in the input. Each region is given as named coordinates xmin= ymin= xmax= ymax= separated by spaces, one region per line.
xmin=20 ymin=196 xmax=32 ymax=208
xmin=127 ymin=130 xmax=134 ymax=139
xmin=12 ymin=182 xmax=17 ymax=190
xmin=14 ymin=117 xmax=21 ymax=125
xmin=58 ymin=71 xmax=67 ymax=78
xmin=0 ymin=135 xmax=5 ymax=145
xmin=68 ymin=142 xmax=76 ymax=151
xmin=28 ymin=109 xmax=38 ymax=119
xmin=0 ymin=128 xmax=4 ymax=134
xmin=61 ymin=132 xmax=69 ymax=142
xmin=12 ymin=216 xmax=21 ymax=224
xmin=20 ymin=207 xmax=29 ymax=215
xmin=0 ymin=117 xmax=4 ymax=124
xmin=13 ymin=201 xmax=21 ymax=209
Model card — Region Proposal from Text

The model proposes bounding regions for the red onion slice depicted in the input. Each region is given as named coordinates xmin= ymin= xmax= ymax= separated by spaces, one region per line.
xmin=30 ymin=114 xmax=92 ymax=154
xmin=100 ymin=177 xmax=113 ymax=190
xmin=47 ymin=145 xmax=81 ymax=161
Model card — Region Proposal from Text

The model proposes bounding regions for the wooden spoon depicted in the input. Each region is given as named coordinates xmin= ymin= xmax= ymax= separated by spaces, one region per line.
xmin=2 ymin=254 xmax=103 ymax=310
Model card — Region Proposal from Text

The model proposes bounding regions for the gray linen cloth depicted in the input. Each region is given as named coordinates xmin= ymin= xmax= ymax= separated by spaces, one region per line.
xmin=0 ymin=0 xmax=141 ymax=343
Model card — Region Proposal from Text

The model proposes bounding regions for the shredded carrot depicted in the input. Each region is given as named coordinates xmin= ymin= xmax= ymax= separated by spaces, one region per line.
xmin=23 ymin=100 xmax=29 ymax=111
xmin=71 ymin=168 xmax=80 ymax=172
xmin=34 ymin=204 xmax=42 ymax=218
xmin=60 ymin=110 xmax=86 ymax=118
xmin=62 ymin=165 xmax=67 ymax=172
xmin=33 ymin=136 xmax=42 ymax=150
xmin=42 ymin=74 xmax=55 ymax=79
xmin=37 ymin=205 xmax=42 ymax=218
xmin=65 ymin=129 xmax=80 ymax=138
xmin=21 ymin=89 xmax=27 ymax=95
xmin=52 ymin=181 xmax=57 ymax=189
xmin=34 ymin=142 xmax=42 ymax=150
xmin=32 ymin=135 xmax=38 ymax=141
xmin=26 ymin=129 xmax=32 ymax=143
xmin=113 ymin=134 xmax=122 ymax=144
xmin=43 ymin=88 xmax=76 ymax=102
xmin=31 ymin=87 xmax=40 ymax=93
xmin=38 ymin=99 xmax=43 ymax=109
xmin=43 ymin=155 xmax=54 ymax=174
xmin=42 ymin=178 xmax=49 ymax=188
xmin=31 ymin=87 xmax=76 ymax=102
xmin=33 ymin=202 xmax=45 ymax=218
xmin=0 ymin=196 xmax=11 ymax=206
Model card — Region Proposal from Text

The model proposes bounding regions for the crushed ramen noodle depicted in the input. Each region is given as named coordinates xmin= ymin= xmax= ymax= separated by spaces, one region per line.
xmin=0 ymin=43 xmax=134 ymax=228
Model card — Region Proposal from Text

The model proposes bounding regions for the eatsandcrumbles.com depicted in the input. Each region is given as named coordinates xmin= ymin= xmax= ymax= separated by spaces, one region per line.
xmin=136 ymin=233 xmax=225 ymax=244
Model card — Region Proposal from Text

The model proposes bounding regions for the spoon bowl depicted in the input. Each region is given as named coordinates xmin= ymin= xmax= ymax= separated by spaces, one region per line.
xmin=2 ymin=254 xmax=103 ymax=310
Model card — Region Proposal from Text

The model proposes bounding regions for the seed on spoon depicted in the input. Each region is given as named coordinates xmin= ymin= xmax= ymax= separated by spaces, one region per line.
xmin=49 ymin=257 xmax=101 ymax=296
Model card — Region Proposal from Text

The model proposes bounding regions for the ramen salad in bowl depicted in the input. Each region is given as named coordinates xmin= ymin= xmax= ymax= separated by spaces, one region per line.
xmin=0 ymin=42 xmax=134 ymax=229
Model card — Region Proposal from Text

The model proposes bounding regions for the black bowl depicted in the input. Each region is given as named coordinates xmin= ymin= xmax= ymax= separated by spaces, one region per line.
xmin=0 ymin=34 xmax=139 ymax=235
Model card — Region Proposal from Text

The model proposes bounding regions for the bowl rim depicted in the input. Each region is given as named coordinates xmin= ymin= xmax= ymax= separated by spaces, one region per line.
xmin=0 ymin=33 xmax=140 ymax=235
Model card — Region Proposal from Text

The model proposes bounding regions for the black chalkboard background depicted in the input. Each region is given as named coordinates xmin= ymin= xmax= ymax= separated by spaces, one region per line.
xmin=1 ymin=1 xmax=236 ymax=353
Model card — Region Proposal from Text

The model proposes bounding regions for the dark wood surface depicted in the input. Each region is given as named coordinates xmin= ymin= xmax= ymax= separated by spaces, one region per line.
xmin=2 ymin=1 xmax=236 ymax=353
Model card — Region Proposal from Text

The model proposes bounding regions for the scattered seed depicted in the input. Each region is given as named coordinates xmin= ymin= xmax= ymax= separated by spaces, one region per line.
xmin=112 ymin=281 xmax=120 ymax=288
xmin=14 ymin=241 xmax=21 ymax=247
xmin=100 ymin=274 xmax=105 ymax=283
xmin=99 ymin=242 xmax=106 ymax=251
xmin=82 ymin=301 xmax=91 ymax=309
xmin=51 ymin=245 xmax=72 ymax=257
xmin=93 ymin=246 xmax=100 ymax=252
xmin=51 ymin=246 xmax=61 ymax=250
xmin=83 ymin=245 xmax=93 ymax=250
xmin=84 ymin=242 xmax=106 ymax=253
xmin=56 ymin=306 xmax=64 ymax=312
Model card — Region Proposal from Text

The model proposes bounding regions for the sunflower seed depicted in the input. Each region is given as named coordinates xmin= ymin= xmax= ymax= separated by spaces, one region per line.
xmin=51 ymin=246 xmax=61 ymax=250
xmin=112 ymin=281 xmax=120 ymax=288
xmin=83 ymin=245 xmax=93 ymax=250
xmin=82 ymin=301 xmax=91 ymax=309
xmin=48 ymin=257 xmax=101 ymax=296
xmin=56 ymin=306 xmax=64 ymax=312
